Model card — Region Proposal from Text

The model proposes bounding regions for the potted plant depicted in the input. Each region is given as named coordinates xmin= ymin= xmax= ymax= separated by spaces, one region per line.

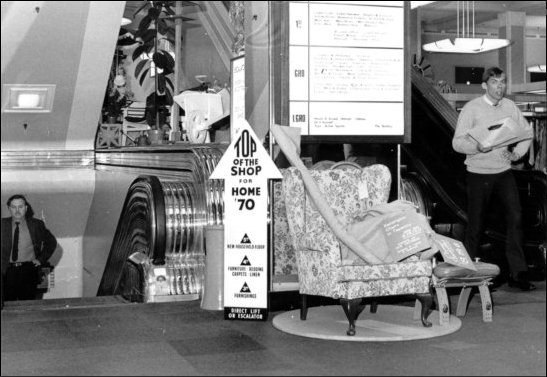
xmin=132 ymin=1 xmax=176 ymax=131
xmin=105 ymin=74 xmax=129 ymax=124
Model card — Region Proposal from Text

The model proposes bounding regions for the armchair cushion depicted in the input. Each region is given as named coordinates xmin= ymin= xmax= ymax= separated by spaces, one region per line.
xmin=337 ymin=259 xmax=432 ymax=282
xmin=339 ymin=276 xmax=431 ymax=300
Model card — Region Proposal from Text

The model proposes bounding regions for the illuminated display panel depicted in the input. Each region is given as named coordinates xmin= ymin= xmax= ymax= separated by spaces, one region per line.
xmin=2 ymin=84 xmax=56 ymax=113
xmin=288 ymin=1 xmax=409 ymax=141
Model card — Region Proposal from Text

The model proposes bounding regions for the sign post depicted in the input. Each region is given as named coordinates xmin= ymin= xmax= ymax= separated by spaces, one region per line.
xmin=210 ymin=120 xmax=282 ymax=320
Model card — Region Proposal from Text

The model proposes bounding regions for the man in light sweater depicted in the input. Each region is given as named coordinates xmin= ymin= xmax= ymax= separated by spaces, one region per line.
xmin=452 ymin=66 xmax=535 ymax=291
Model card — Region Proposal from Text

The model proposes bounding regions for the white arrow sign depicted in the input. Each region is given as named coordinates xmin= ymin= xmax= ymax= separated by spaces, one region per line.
xmin=210 ymin=120 xmax=282 ymax=321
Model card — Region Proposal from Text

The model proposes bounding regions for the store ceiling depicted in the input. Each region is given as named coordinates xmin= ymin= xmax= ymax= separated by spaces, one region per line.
xmin=416 ymin=1 xmax=546 ymax=36
xmin=121 ymin=1 xmax=546 ymax=37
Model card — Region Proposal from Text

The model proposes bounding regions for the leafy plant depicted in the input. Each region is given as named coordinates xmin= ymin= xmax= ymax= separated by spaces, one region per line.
xmin=132 ymin=1 xmax=176 ymax=107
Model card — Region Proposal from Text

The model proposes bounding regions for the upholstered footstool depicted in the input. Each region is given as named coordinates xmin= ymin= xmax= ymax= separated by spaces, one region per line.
xmin=432 ymin=261 xmax=500 ymax=325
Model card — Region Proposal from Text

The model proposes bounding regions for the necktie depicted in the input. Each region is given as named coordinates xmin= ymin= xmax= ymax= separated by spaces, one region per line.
xmin=12 ymin=222 xmax=20 ymax=262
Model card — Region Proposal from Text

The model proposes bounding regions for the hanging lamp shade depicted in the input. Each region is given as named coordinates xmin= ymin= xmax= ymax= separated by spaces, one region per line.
xmin=422 ymin=1 xmax=511 ymax=54
xmin=423 ymin=37 xmax=511 ymax=54
xmin=527 ymin=64 xmax=546 ymax=73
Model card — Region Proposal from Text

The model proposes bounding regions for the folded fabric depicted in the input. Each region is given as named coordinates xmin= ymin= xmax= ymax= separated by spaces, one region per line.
xmin=343 ymin=200 xmax=436 ymax=265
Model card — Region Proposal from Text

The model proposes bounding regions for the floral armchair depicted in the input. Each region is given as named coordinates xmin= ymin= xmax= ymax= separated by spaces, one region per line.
xmin=279 ymin=164 xmax=434 ymax=336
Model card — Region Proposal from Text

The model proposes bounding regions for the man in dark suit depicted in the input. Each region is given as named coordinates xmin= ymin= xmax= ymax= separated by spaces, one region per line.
xmin=1 ymin=194 xmax=57 ymax=302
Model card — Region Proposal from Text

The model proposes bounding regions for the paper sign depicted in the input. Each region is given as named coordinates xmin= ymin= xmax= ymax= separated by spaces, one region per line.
xmin=382 ymin=212 xmax=431 ymax=262
xmin=434 ymin=234 xmax=477 ymax=271
xmin=153 ymin=267 xmax=170 ymax=295
xmin=230 ymin=55 xmax=246 ymax=141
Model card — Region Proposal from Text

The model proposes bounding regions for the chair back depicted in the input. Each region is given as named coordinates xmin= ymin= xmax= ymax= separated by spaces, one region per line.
xmin=124 ymin=101 xmax=147 ymax=122
xmin=283 ymin=165 xmax=391 ymax=258
xmin=121 ymin=102 xmax=150 ymax=146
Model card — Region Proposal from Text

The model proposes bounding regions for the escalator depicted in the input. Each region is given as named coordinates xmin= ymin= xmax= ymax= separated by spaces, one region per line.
xmin=406 ymin=68 xmax=546 ymax=278
xmin=97 ymin=146 xmax=224 ymax=302
xmin=97 ymin=175 xmax=166 ymax=301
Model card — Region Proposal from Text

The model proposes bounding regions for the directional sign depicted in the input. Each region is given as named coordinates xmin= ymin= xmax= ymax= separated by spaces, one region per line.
xmin=210 ymin=120 xmax=282 ymax=321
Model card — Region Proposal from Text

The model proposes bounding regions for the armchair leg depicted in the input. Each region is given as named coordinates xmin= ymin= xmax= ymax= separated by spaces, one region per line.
xmin=340 ymin=298 xmax=365 ymax=336
xmin=300 ymin=294 xmax=308 ymax=320
xmin=415 ymin=293 xmax=433 ymax=328
xmin=370 ymin=300 xmax=378 ymax=313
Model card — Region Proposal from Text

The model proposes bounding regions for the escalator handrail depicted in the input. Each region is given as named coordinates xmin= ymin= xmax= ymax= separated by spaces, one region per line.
xmin=411 ymin=68 xmax=459 ymax=129
xmin=410 ymin=67 xmax=468 ymax=224
xmin=148 ymin=176 xmax=166 ymax=265
xmin=401 ymin=145 xmax=468 ymax=223
xmin=98 ymin=175 xmax=166 ymax=296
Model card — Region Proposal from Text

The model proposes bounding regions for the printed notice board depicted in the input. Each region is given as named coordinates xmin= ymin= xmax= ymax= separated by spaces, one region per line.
xmin=288 ymin=1 xmax=407 ymax=138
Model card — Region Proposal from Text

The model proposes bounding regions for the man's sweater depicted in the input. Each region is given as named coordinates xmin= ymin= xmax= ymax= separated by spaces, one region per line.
xmin=452 ymin=95 xmax=532 ymax=174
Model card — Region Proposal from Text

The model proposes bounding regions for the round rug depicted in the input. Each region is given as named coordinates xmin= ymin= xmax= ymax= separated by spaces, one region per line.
xmin=272 ymin=305 xmax=461 ymax=342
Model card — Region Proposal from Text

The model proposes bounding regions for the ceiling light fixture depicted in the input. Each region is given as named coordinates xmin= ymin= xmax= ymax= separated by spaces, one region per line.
xmin=527 ymin=64 xmax=546 ymax=73
xmin=422 ymin=1 xmax=511 ymax=54
xmin=411 ymin=1 xmax=436 ymax=9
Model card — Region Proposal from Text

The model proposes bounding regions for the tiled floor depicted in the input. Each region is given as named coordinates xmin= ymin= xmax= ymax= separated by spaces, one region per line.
xmin=1 ymin=282 xmax=545 ymax=376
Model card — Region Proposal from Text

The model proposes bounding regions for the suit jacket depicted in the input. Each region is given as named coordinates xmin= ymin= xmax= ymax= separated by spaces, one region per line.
xmin=1 ymin=217 xmax=57 ymax=275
